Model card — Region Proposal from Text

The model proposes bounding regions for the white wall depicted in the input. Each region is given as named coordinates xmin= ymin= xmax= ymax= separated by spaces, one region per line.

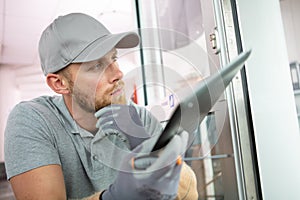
xmin=236 ymin=0 xmax=300 ymax=199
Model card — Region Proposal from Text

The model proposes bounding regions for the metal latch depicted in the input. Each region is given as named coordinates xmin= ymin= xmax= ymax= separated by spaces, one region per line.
xmin=210 ymin=27 xmax=221 ymax=54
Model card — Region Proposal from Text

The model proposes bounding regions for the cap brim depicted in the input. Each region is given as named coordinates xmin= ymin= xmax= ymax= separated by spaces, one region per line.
xmin=73 ymin=31 xmax=139 ymax=63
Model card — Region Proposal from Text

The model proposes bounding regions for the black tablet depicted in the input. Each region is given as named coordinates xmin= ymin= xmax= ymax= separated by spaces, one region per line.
xmin=152 ymin=50 xmax=252 ymax=152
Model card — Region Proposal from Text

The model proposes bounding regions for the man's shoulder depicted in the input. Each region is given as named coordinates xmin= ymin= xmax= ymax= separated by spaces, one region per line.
xmin=13 ymin=95 xmax=60 ymax=112
xmin=8 ymin=95 xmax=62 ymax=125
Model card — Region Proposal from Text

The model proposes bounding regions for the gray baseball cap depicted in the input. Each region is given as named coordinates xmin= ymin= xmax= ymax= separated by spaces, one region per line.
xmin=39 ymin=13 xmax=140 ymax=75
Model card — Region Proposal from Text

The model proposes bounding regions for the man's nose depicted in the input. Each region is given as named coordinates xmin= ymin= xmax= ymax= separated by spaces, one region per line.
xmin=108 ymin=62 xmax=123 ymax=83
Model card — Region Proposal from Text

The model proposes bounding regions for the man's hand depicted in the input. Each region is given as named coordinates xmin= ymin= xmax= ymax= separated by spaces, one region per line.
xmin=101 ymin=130 xmax=188 ymax=200
xmin=95 ymin=104 xmax=151 ymax=149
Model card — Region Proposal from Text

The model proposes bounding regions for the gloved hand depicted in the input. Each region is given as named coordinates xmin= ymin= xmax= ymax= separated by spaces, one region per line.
xmin=101 ymin=130 xmax=189 ymax=200
xmin=95 ymin=104 xmax=151 ymax=149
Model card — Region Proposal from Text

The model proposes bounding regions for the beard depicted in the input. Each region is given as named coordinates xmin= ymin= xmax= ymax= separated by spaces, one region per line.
xmin=68 ymin=79 xmax=114 ymax=113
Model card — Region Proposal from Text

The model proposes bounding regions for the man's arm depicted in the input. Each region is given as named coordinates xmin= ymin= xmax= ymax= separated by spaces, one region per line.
xmin=176 ymin=162 xmax=198 ymax=200
xmin=10 ymin=165 xmax=66 ymax=200
xmin=10 ymin=164 xmax=102 ymax=200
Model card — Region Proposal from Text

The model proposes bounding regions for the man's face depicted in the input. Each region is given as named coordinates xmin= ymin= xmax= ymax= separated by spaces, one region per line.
xmin=62 ymin=48 xmax=124 ymax=112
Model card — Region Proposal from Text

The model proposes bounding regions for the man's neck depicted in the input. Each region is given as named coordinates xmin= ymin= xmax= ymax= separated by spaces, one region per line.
xmin=63 ymin=96 xmax=98 ymax=134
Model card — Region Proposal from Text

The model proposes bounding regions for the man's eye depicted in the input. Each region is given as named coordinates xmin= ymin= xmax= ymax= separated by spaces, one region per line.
xmin=112 ymin=55 xmax=118 ymax=61
xmin=92 ymin=63 xmax=104 ymax=70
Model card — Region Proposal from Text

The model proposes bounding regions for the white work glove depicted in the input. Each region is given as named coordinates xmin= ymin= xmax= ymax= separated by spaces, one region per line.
xmin=95 ymin=104 xmax=152 ymax=149
xmin=101 ymin=130 xmax=189 ymax=200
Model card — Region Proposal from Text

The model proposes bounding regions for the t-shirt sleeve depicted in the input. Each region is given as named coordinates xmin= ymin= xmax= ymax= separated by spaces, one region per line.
xmin=4 ymin=102 xmax=61 ymax=180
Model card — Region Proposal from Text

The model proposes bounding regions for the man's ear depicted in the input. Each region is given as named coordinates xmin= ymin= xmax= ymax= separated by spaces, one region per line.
xmin=46 ymin=73 xmax=70 ymax=94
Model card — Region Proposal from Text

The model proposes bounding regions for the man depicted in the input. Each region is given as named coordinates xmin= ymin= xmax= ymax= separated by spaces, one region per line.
xmin=4 ymin=13 xmax=198 ymax=199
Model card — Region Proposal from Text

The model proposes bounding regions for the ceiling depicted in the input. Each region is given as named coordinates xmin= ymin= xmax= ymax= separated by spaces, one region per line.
xmin=0 ymin=0 xmax=135 ymax=67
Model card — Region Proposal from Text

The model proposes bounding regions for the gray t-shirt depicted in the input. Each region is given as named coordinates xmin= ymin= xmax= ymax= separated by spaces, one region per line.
xmin=4 ymin=95 xmax=162 ymax=199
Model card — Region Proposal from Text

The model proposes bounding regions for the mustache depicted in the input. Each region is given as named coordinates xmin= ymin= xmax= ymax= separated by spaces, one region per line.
xmin=110 ymin=80 xmax=125 ymax=95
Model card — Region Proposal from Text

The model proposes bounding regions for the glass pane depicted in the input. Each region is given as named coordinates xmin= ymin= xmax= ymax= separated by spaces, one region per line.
xmin=280 ymin=0 xmax=300 ymax=132
xmin=136 ymin=0 xmax=240 ymax=199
